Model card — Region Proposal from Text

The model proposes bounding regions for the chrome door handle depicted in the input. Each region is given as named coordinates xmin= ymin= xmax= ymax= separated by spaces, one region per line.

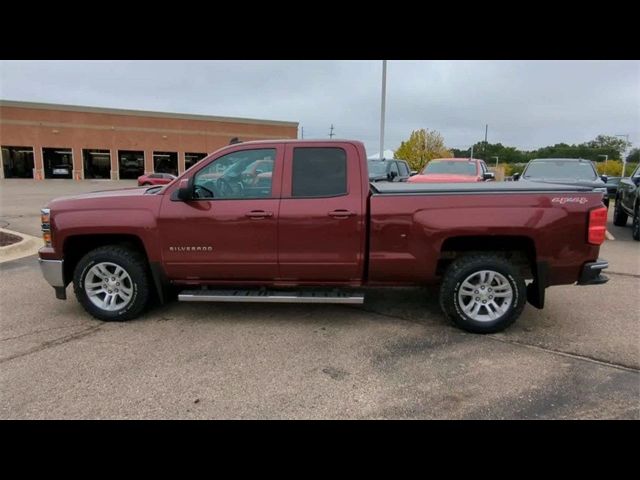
xmin=328 ymin=210 xmax=355 ymax=218
xmin=245 ymin=210 xmax=273 ymax=218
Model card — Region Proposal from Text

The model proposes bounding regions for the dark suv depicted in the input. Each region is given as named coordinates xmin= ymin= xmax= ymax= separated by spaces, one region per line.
xmin=514 ymin=158 xmax=610 ymax=207
xmin=367 ymin=159 xmax=411 ymax=182
xmin=613 ymin=164 xmax=640 ymax=241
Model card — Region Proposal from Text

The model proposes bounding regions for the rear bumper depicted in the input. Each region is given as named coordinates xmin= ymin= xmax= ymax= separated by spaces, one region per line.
xmin=577 ymin=259 xmax=609 ymax=285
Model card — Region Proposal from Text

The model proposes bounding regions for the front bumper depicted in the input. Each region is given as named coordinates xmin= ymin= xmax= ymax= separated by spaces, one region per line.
xmin=577 ymin=259 xmax=609 ymax=285
xmin=39 ymin=258 xmax=67 ymax=299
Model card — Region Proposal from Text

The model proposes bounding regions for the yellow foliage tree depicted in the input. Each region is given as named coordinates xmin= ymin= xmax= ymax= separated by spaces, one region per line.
xmin=395 ymin=129 xmax=453 ymax=172
xmin=595 ymin=160 xmax=623 ymax=176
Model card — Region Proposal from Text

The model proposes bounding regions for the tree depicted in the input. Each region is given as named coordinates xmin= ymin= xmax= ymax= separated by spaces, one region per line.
xmin=585 ymin=135 xmax=631 ymax=159
xmin=626 ymin=148 xmax=640 ymax=163
xmin=395 ymin=129 xmax=452 ymax=171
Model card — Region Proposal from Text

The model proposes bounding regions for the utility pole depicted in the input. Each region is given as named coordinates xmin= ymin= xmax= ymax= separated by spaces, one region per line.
xmin=329 ymin=124 xmax=335 ymax=139
xmin=379 ymin=60 xmax=387 ymax=160
xmin=301 ymin=126 xmax=304 ymax=139
xmin=615 ymin=134 xmax=630 ymax=176
xmin=470 ymin=145 xmax=474 ymax=159
xmin=492 ymin=156 xmax=499 ymax=168
xmin=484 ymin=124 xmax=488 ymax=155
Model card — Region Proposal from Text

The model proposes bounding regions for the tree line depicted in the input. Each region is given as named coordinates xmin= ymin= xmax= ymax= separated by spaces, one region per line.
xmin=394 ymin=130 xmax=638 ymax=176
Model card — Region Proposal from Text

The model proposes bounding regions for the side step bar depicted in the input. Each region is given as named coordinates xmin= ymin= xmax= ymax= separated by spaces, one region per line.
xmin=178 ymin=289 xmax=365 ymax=304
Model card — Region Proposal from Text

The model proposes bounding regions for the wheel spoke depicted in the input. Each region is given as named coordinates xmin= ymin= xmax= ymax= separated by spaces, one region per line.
xmin=486 ymin=271 xmax=495 ymax=286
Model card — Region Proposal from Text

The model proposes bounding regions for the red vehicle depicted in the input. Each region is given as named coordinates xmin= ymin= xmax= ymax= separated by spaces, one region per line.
xmin=137 ymin=173 xmax=176 ymax=186
xmin=408 ymin=158 xmax=494 ymax=183
xmin=38 ymin=140 xmax=609 ymax=333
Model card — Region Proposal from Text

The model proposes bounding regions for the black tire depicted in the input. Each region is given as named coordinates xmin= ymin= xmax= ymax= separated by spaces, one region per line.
xmin=613 ymin=197 xmax=628 ymax=226
xmin=439 ymin=254 xmax=526 ymax=334
xmin=632 ymin=205 xmax=640 ymax=241
xmin=73 ymin=245 xmax=151 ymax=321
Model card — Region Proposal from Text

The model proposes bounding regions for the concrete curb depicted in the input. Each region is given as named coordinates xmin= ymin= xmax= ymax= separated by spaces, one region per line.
xmin=0 ymin=227 xmax=43 ymax=263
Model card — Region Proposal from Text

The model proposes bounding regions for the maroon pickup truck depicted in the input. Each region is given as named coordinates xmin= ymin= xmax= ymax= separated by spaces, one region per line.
xmin=38 ymin=140 xmax=609 ymax=333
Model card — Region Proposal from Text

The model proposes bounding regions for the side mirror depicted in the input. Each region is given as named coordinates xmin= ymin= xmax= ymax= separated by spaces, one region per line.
xmin=388 ymin=171 xmax=398 ymax=180
xmin=176 ymin=178 xmax=192 ymax=201
xmin=483 ymin=172 xmax=495 ymax=181
xmin=600 ymin=174 xmax=608 ymax=183
xmin=513 ymin=172 xmax=521 ymax=181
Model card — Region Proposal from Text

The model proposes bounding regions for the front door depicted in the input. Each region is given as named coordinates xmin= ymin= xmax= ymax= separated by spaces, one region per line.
xmin=277 ymin=143 xmax=366 ymax=283
xmin=158 ymin=145 xmax=283 ymax=281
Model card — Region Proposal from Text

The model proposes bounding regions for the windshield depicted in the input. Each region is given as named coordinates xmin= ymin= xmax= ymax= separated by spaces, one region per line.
xmin=523 ymin=160 xmax=597 ymax=180
xmin=368 ymin=162 xmax=388 ymax=175
xmin=423 ymin=161 xmax=477 ymax=176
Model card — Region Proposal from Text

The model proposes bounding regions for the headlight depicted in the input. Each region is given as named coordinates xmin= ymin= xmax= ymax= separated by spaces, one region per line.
xmin=41 ymin=208 xmax=52 ymax=247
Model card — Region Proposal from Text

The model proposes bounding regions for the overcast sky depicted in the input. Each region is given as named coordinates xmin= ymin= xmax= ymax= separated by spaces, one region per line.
xmin=1 ymin=60 xmax=638 ymax=154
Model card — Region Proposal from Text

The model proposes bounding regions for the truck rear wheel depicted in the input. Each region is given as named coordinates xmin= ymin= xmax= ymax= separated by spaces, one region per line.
xmin=439 ymin=254 xmax=526 ymax=333
xmin=73 ymin=245 xmax=151 ymax=321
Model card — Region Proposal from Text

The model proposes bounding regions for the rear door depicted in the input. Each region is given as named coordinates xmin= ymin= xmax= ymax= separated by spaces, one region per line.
xmin=277 ymin=143 xmax=366 ymax=283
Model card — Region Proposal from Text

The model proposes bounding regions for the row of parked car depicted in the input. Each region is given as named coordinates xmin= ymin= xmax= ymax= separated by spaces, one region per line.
xmin=367 ymin=156 xmax=640 ymax=240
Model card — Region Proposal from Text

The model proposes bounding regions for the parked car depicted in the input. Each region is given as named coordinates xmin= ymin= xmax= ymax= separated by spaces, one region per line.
xmin=367 ymin=159 xmax=411 ymax=182
xmin=514 ymin=158 xmax=609 ymax=207
xmin=52 ymin=165 xmax=71 ymax=177
xmin=604 ymin=176 xmax=622 ymax=197
xmin=137 ymin=173 xmax=176 ymax=186
xmin=613 ymin=164 xmax=640 ymax=240
xmin=407 ymin=158 xmax=494 ymax=183
xmin=38 ymin=139 xmax=609 ymax=334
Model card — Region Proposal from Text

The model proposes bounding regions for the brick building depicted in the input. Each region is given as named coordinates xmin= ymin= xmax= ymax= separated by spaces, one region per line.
xmin=0 ymin=100 xmax=298 ymax=180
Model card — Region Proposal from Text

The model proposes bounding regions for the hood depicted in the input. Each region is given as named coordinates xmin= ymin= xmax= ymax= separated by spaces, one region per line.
xmin=408 ymin=173 xmax=479 ymax=183
xmin=46 ymin=187 xmax=159 ymax=210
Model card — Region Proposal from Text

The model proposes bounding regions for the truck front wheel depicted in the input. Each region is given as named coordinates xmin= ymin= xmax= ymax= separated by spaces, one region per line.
xmin=439 ymin=254 xmax=526 ymax=333
xmin=73 ymin=245 xmax=151 ymax=321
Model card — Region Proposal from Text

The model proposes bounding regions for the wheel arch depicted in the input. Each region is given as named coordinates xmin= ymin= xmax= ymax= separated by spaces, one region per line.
xmin=63 ymin=234 xmax=167 ymax=303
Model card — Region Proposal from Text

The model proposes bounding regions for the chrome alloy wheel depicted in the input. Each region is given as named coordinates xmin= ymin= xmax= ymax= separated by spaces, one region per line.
xmin=84 ymin=262 xmax=134 ymax=311
xmin=457 ymin=270 xmax=513 ymax=322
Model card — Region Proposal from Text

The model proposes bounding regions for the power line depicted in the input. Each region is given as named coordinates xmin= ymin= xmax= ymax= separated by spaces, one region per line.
xmin=329 ymin=124 xmax=335 ymax=139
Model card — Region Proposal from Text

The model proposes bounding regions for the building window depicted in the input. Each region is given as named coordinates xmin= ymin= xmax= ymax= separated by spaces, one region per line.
xmin=83 ymin=149 xmax=111 ymax=179
xmin=2 ymin=146 xmax=35 ymax=179
xmin=118 ymin=151 xmax=145 ymax=179
xmin=43 ymin=148 xmax=73 ymax=179
xmin=153 ymin=151 xmax=178 ymax=176
xmin=185 ymin=152 xmax=207 ymax=171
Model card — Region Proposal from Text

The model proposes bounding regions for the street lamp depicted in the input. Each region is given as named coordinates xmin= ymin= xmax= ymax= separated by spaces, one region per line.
xmin=492 ymin=156 xmax=499 ymax=168
xmin=615 ymin=134 xmax=630 ymax=177
xmin=598 ymin=154 xmax=608 ymax=173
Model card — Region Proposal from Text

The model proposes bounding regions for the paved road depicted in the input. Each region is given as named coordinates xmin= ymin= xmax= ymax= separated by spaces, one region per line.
xmin=1 ymin=180 xmax=638 ymax=419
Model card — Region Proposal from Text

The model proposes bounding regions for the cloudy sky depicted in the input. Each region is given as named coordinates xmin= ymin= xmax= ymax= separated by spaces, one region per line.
xmin=1 ymin=60 xmax=638 ymax=154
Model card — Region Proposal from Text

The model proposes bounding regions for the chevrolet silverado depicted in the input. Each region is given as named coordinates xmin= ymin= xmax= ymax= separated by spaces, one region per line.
xmin=38 ymin=140 xmax=609 ymax=333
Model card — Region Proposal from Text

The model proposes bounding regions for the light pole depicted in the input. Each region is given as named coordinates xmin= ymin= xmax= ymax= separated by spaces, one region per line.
xmin=379 ymin=60 xmax=387 ymax=160
xmin=492 ymin=156 xmax=499 ymax=169
xmin=615 ymin=134 xmax=629 ymax=176
xmin=598 ymin=154 xmax=608 ymax=174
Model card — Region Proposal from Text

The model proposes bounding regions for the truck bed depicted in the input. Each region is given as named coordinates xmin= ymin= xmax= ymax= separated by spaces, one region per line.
xmin=367 ymin=180 xmax=603 ymax=286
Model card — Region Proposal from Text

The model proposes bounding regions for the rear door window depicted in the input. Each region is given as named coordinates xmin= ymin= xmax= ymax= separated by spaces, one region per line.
xmin=398 ymin=162 xmax=409 ymax=176
xmin=291 ymin=147 xmax=347 ymax=197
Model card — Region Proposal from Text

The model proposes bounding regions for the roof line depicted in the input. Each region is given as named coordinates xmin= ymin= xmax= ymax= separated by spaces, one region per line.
xmin=0 ymin=99 xmax=299 ymax=128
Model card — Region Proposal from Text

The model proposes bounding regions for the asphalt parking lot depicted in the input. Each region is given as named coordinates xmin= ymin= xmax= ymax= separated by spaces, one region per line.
xmin=1 ymin=179 xmax=638 ymax=419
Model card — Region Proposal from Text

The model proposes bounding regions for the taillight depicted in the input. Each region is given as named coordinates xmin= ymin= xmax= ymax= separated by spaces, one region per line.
xmin=588 ymin=206 xmax=607 ymax=245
